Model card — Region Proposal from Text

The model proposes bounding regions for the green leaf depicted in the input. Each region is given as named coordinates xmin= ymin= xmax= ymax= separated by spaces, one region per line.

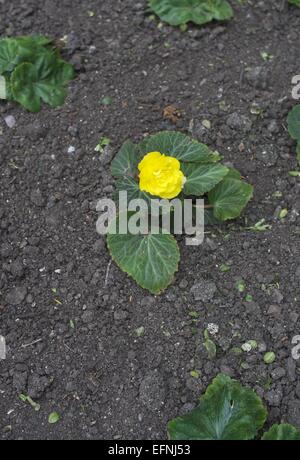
xmin=10 ymin=53 xmax=74 ymax=112
xmin=297 ymin=143 xmax=300 ymax=165
xmin=220 ymin=264 xmax=230 ymax=273
xmin=13 ymin=36 xmax=52 ymax=64
xmin=111 ymin=141 xmax=141 ymax=178
xmin=289 ymin=170 xmax=300 ymax=177
xmin=1 ymin=36 xmax=74 ymax=112
xmin=279 ymin=208 xmax=288 ymax=219
xmin=0 ymin=36 xmax=52 ymax=74
xmin=139 ymin=131 xmax=218 ymax=163
xmin=115 ymin=176 xmax=153 ymax=204
xmin=288 ymin=0 xmax=300 ymax=7
xmin=11 ymin=62 xmax=61 ymax=112
xmin=0 ymin=38 xmax=19 ymax=73
xmin=262 ymin=424 xmax=300 ymax=440
xmin=287 ymin=105 xmax=300 ymax=142
xmin=225 ymin=167 xmax=242 ymax=180
xmin=16 ymin=35 xmax=52 ymax=47
xmin=204 ymin=338 xmax=217 ymax=360
xmin=208 ymin=178 xmax=253 ymax=221
xmin=107 ymin=227 xmax=180 ymax=295
xmin=190 ymin=370 xmax=200 ymax=378
xmin=236 ymin=279 xmax=245 ymax=293
xmin=182 ymin=163 xmax=228 ymax=196
xmin=95 ymin=136 xmax=111 ymax=153
xmin=203 ymin=208 xmax=220 ymax=226
xmin=246 ymin=218 xmax=271 ymax=232
xmin=149 ymin=0 xmax=233 ymax=26
xmin=100 ymin=96 xmax=113 ymax=105
xmin=264 ymin=352 xmax=276 ymax=364
xmin=168 ymin=373 xmax=267 ymax=440
xmin=48 ymin=412 xmax=60 ymax=424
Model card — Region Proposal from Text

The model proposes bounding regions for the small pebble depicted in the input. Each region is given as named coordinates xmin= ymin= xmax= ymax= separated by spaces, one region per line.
xmin=4 ymin=115 xmax=16 ymax=128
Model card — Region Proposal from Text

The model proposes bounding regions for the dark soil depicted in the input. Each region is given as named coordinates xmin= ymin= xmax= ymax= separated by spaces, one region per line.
xmin=1 ymin=0 xmax=300 ymax=440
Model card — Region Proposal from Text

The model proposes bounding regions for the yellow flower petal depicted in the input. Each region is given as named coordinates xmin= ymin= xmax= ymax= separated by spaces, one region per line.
xmin=138 ymin=151 xmax=185 ymax=199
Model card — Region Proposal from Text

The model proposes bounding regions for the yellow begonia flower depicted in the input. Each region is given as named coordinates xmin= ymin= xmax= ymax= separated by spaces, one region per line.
xmin=138 ymin=151 xmax=186 ymax=199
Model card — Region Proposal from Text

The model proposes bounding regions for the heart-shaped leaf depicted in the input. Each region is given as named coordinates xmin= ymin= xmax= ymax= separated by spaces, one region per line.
xmin=139 ymin=131 xmax=219 ymax=163
xmin=208 ymin=178 xmax=253 ymax=221
xmin=107 ymin=226 xmax=180 ymax=294
xmin=182 ymin=163 xmax=228 ymax=196
xmin=262 ymin=424 xmax=300 ymax=440
xmin=168 ymin=373 xmax=267 ymax=440
xmin=149 ymin=0 xmax=233 ymax=26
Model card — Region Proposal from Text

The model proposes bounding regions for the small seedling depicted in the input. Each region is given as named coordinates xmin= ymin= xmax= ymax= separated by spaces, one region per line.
xmin=180 ymin=24 xmax=188 ymax=32
xmin=190 ymin=370 xmax=200 ymax=378
xmin=188 ymin=311 xmax=199 ymax=318
xmin=19 ymin=394 xmax=40 ymax=411
xmin=95 ymin=137 xmax=111 ymax=153
xmin=220 ymin=264 xmax=230 ymax=273
xmin=248 ymin=340 xmax=257 ymax=349
xmin=245 ymin=294 xmax=253 ymax=302
xmin=242 ymin=340 xmax=257 ymax=352
xmin=48 ymin=412 xmax=60 ymax=424
xmin=260 ymin=51 xmax=273 ymax=61
xmin=263 ymin=375 xmax=273 ymax=391
xmin=250 ymin=103 xmax=264 ymax=117
xmin=236 ymin=280 xmax=246 ymax=293
xmin=100 ymin=96 xmax=113 ymax=106
xmin=135 ymin=326 xmax=145 ymax=337
xmin=264 ymin=352 xmax=276 ymax=364
xmin=241 ymin=342 xmax=252 ymax=352
xmin=246 ymin=219 xmax=272 ymax=232
xmin=279 ymin=209 xmax=288 ymax=219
